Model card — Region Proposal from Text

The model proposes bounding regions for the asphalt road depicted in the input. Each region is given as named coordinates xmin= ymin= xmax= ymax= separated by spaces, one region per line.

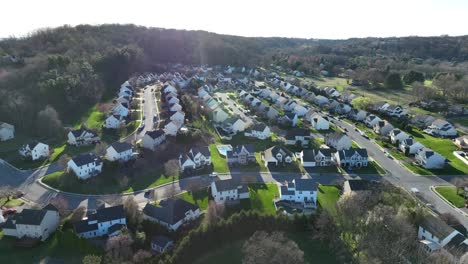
xmin=216 ymin=92 xmax=254 ymax=126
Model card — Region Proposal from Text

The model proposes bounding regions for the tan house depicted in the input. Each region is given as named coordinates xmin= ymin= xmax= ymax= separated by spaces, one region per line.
xmin=454 ymin=135 xmax=468 ymax=150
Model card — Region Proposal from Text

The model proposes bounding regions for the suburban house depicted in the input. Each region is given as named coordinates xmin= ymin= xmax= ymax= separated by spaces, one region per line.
xmin=314 ymin=95 xmax=329 ymax=106
xmin=211 ymin=179 xmax=250 ymax=204
xmin=164 ymin=84 xmax=177 ymax=94
xmin=411 ymin=114 xmax=436 ymax=128
xmin=67 ymin=128 xmax=99 ymax=146
xmin=279 ymin=179 xmax=317 ymax=208
xmin=170 ymin=111 xmax=185 ymax=124
xmin=169 ymin=103 xmax=183 ymax=112
xmin=389 ymin=129 xmax=410 ymax=144
xmin=19 ymin=141 xmax=50 ymax=161
xmin=399 ymin=138 xmax=425 ymax=155
xmin=164 ymin=120 xmax=182 ymax=136
xmin=226 ymin=144 xmax=256 ymax=165
xmin=244 ymin=123 xmax=271 ymax=140
xmin=224 ymin=117 xmax=246 ymax=133
xmin=104 ymin=114 xmax=124 ymax=129
xmin=325 ymin=132 xmax=351 ymax=151
xmin=348 ymin=109 xmax=367 ymax=121
xmin=343 ymin=179 xmax=380 ymax=194
xmin=373 ymin=120 xmax=394 ymax=136
xmin=418 ymin=215 xmax=468 ymax=259
xmin=373 ymin=101 xmax=390 ymax=112
xmin=263 ymin=146 xmax=295 ymax=167
xmin=281 ymin=113 xmax=298 ymax=127
xmin=112 ymin=102 xmax=130 ymax=118
xmin=143 ymin=199 xmax=201 ymax=231
xmin=74 ymin=205 xmax=126 ymax=239
xmin=334 ymin=148 xmax=369 ymax=168
xmin=0 ymin=122 xmax=14 ymax=141
xmin=285 ymin=129 xmax=311 ymax=146
xmin=424 ymin=119 xmax=458 ymax=137
xmin=310 ymin=114 xmax=330 ymax=130
xmin=300 ymin=149 xmax=333 ymax=167
xmin=167 ymin=96 xmax=180 ymax=105
xmin=151 ymin=236 xmax=174 ymax=254
xmin=365 ymin=114 xmax=382 ymax=128
xmin=415 ymin=148 xmax=446 ymax=169
xmin=105 ymin=142 xmax=133 ymax=162
xmin=266 ymin=107 xmax=280 ymax=120
xmin=2 ymin=204 xmax=60 ymax=241
xmin=454 ymin=135 xmax=468 ymax=150
xmin=179 ymin=146 xmax=212 ymax=171
xmin=293 ymin=104 xmax=308 ymax=116
xmin=386 ymin=105 xmax=406 ymax=117
xmin=67 ymin=153 xmax=103 ymax=180
xmin=141 ymin=130 xmax=166 ymax=151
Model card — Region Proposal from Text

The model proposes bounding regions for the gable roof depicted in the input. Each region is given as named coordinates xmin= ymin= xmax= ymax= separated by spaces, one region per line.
xmin=71 ymin=153 xmax=100 ymax=167
xmin=95 ymin=205 xmax=125 ymax=223
xmin=338 ymin=148 xmax=368 ymax=159
xmin=294 ymin=179 xmax=317 ymax=192
xmin=145 ymin=129 xmax=165 ymax=139
xmin=190 ymin=146 xmax=210 ymax=157
xmin=109 ymin=142 xmax=132 ymax=153
xmin=213 ymin=178 xmax=248 ymax=193
xmin=70 ymin=128 xmax=98 ymax=138
xmin=151 ymin=235 xmax=173 ymax=247
xmin=143 ymin=199 xmax=199 ymax=225
xmin=15 ymin=209 xmax=47 ymax=225
xmin=264 ymin=146 xmax=294 ymax=160
xmin=420 ymin=215 xmax=457 ymax=240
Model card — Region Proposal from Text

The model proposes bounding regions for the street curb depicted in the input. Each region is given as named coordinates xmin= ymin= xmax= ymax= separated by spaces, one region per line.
xmin=431 ymin=185 xmax=468 ymax=218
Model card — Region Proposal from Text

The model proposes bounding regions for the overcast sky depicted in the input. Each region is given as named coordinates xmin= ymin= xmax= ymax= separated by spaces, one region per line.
xmin=2 ymin=0 xmax=468 ymax=39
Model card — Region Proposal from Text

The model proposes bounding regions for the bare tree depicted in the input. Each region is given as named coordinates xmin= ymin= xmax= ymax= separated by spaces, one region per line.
xmin=69 ymin=206 xmax=86 ymax=223
xmin=36 ymin=105 xmax=63 ymax=138
xmin=82 ymin=255 xmax=102 ymax=264
xmin=123 ymin=196 xmax=142 ymax=228
xmin=205 ymin=201 xmax=225 ymax=224
xmin=164 ymin=159 xmax=180 ymax=178
xmin=132 ymin=249 xmax=152 ymax=263
xmin=242 ymin=231 xmax=304 ymax=264
xmin=57 ymin=154 xmax=70 ymax=170
xmin=163 ymin=182 xmax=177 ymax=199
xmin=451 ymin=178 xmax=467 ymax=196
xmin=0 ymin=186 xmax=16 ymax=206
xmin=49 ymin=195 xmax=69 ymax=216
xmin=95 ymin=142 xmax=108 ymax=157
xmin=105 ymin=233 xmax=134 ymax=261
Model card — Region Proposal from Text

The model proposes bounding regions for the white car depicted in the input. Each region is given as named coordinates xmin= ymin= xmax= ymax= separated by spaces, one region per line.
xmin=209 ymin=172 xmax=218 ymax=177
xmin=411 ymin=188 xmax=419 ymax=194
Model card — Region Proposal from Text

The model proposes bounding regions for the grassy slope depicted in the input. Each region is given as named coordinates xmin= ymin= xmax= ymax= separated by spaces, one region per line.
xmin=178 ymin=190 xmax=209 ymax=210
xmin=317 ymin=185 xmax=340 ymax=215
xmin=434 ymin=186 xmax=465 ymax=208
xmin=209 ymin=144 xmax=229 ymax=173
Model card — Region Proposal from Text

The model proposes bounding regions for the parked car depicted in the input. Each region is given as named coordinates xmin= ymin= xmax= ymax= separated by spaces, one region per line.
xmin=2 ymin=208 xmax=17 ymax=217
xmin=344 ymin=128 xmax=348 ymax=132
xmin=137 ymin=124 xmax=145 ymax=132
xmin=209 ymin=172 xmax=218 ymax=177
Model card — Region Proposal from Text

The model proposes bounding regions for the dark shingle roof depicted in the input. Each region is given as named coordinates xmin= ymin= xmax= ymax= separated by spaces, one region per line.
xmin=143 ymin=199 xmax=199 ymax=225
xmin=109 ymin=142 xmax=132 ymax=153
xmin=42 ymin=204 xmax=59 ymax=212
xmin=420 ymin=215 xmax=456 ymax=240
xmin=338 ymin=148 xmax=368 ymax=159
xmin=190 ymin=146 xmax=210 ymax=157
xmin=294 ymin=179 xmax=317 ymax=192
xmin=96 ymin=205 xmax=125 ymax=223
xmin=264 ymin=146 xmax=293 ymax=161
xmin=15 ymin=209 xmax=47 ymax=225
xmin=287 ymin=129 xmax=310 ymax=137
xmin=151 ymin=235 xmax=173 ymax=248
xmin=70 ymin=128 xmax=97 ymax=138
xmin=146 ymin=129 xmax=165 ymax=139
xmin=280 ymin=185 xmax=295 ymax=196
xmin=302 ymin=149 xmax=332 ymax=162
xmin=214 ymin=179 xmax=248 ymax=193
xmin=71 ymin=153 xmax=100 ymax=167
xmin=74 ymin=220 xmax=98 ymax=233
xmin=108 ymin=223 xmax=125 ymax=234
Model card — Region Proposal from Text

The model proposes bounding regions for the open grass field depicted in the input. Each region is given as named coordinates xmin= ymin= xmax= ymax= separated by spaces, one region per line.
xmin=434 ymin=186 xmax=466 ymax=208
xmin=178 ymin=190 xmax=209 ymax=210
xmin=317 ymin=185 xmax=340 ymax=215
xmin=238 ymin=183 xmax=279 ymax=214
xmin=193 ymin=233 xmax=338 ymax=264
xmin=0 ymin=230 xmax=102 ymax=264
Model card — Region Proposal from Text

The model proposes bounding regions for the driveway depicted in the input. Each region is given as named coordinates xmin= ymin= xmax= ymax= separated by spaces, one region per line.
xmin=216 ymin=92 xmax=254 ymax=126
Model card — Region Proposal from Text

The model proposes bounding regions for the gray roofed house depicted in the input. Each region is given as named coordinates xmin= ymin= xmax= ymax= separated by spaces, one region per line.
xmin=151 ymin=235 xmax=174 ymax=253
xmin=74 ymin=205 xmax=126 ymax=239
xmin=227 ymin=144 xmax=255 ymax=165
xmin=263 ymin=146 xmax=294 ymax=167
xmin=143 ymin=199 xmax=201 ymax=231
xmin=301 ymin=148 xmax=334 ymax=167
xmin=211 ymin=178 xmax=250 ymax=204
xmin=334 ymin=148 xmax=368 ymax=168
xmin=108 ymin=142 xmax=132 ymax=153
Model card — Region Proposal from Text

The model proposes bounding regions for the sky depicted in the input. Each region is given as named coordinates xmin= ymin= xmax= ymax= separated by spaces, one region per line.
xmin=2 ymin=0 xmax=468 ymax=39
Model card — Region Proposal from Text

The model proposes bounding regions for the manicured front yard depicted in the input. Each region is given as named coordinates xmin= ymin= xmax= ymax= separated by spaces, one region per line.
xmin=317 ymin=185 xmax=340 ymax=215
xmin=434 ymin=186 xmax=466 ymax=208
xmin=239 ymin=183 xmax=279 ymax=214
xmin=0 ymin=230 xmax=102 ymax=264
xmin=342 ymin=161 xmax=385 ymax=175
xmin=178 ymin=190 xmax=209 ymax=210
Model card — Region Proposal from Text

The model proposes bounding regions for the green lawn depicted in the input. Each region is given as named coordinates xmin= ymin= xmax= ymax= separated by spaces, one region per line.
xmin=0 ymin=230 xmax=102 ymax=264
xmin=267 ymin=161 xmax=304 ymax=174
xmin=450 ymin=117 xmax=468 ymax=127
xmin=317 ymin=185 xmax=340 ymax=215
xmin=230 ymin=152 xmax=268 ymax=173
xmin=434 ymin=186 xmax=466 ymax=208
xmin=193 ymin=233 xmax=338 ymax=264
xmin=343 ymin=161 xmax=385 ymax=175
xmin=408 ymin=129 xmax=468 ymax=175
xmin=210 ymin=144 xmax=229 ymax=173
xmin=239 ymin=183 xmax=279 ymax=214
xmin=0 ymin=197 xmax=23 ymax=208
xmin=42 ymin=163 xmax=178 ymax=194
xmin=178 ymin=190 xmax=209 ymax=210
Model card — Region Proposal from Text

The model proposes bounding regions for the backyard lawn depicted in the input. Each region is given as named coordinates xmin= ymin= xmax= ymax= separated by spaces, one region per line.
xmin=238 ymin=183 xmax=279 ymax=214
xmin=178 ymin=190 xmax=209 ymax=210
xmin=209 ymin=144 xmax=229 ymax=173
xmin=434 ymin=186 xmax=466 ymax=208
xmin=317 ymin=185 xmax=340 ymax=215
xmin=193 ymin=233 xmax=338 ymax=264
xmin=0 ymin=230 xmax=102 ymax=264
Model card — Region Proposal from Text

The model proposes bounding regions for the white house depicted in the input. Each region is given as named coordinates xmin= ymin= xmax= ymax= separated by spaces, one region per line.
xmin=224 ymin=118 xmax=246 ymax=133
xmin=226 ymin=144 xmax=256 ymax=165
xmin=348 ymin=109 xmax=367 ymax=121
xmin=167 ymin=96 xmax=180 ymax=105
xmin=418 ymin=215 xmax=468 ymax=258
xmin=285 ymin=129 xmax=311 ymax=146
xmin=244 ymin=123 xmax=271 ymax=140
xmin=386 ymin=105 xmax=406 ymax=117
xmin=2 ymin=204 xmax=60 ymax=241
xmin=67 ymin=128 xmax=99 ymax=146
xmin=179 ymin=146 xmax=211 ymax=171
xmin=454 ymin=135 xmax=468 ymax=150
xmin=169 ymin=103 xmax=183 ymax=112
xmin=424 ymin=119 xmax=458 ymax=137
xmin=170 ymin=111 xmax=185 ymax=124
xmin=310 ymin=114 xmax=330 ymax=130
xmin=389 ymin=129 xmax=410 ymax=144
xmin=212 ymin=109 xmax=229 ymax=123
xmin=374 ymin=101 xmax=390 ymax=112
xmin=105 ymin=142 xmax=133 ymax=162
xmin=164 ymin=120 xmax=182 ymax=136
xmin=112 ymin=103 xmax=130 ymax=118
xmin=67 ymin=153 xmax=103 ymax=180
xmin=281 ymin=113 xmax=298 ymax=127
xmin=0 ymin=122 xmax=14 ymax=141
xmin=143 ymin=199 xmax=201 ymax=231
xmin=325 ymin=132 xmax=351 ymax=151
xmin=164 ymin=85 xmax=177 ymax=94
xmin=415 ymin=148 xmax=446 ymax=169
xmin=19 ymin=141 xmax=50 ymax=161
xmin=334 ymin=148 xmax=369 ymax=168
xmin=266 ymin=107 xmax=280 ymax=120
xmin=104 ymin=114 xmax=124 ymax=129
xmin=300 ymin=149 xmax=334 ymax=167
xmin=151 ymin=236 xmax=174 ymax=254
xmin=399 ymin=138 xmax=425 ymax=155
xmin=373 ymin=120 xmax=394 ymax=136
xmin=279 ymin=179 xmax=317 ymax=208
xmin=211 ymin=179 xmax=250 ymax=204
xmin=74 ymin=205 xmax=126 ymax=239
xmin=141 ymin=130 xmax=166 ymax=151
xmin=263 ymin=146 xmax=294 ymax=167
xmin=314 ymin=95 xmax=329 ymax=106
xmin=365 ymin=114 xmax=382 ymax=128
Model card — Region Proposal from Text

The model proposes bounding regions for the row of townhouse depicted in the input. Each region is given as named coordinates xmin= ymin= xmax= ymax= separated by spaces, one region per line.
xmin=104 ymin=81 xmax=134 ymax=129
xmin=162 ymin=84 xmax=185 ymax=137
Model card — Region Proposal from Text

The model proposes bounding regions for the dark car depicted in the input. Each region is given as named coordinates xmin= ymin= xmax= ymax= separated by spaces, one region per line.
xmin=344 ymin=128 xmax=348 ymax=132
xmin=2 ymin=208 xmax=17 ymax=217
xmin=137 ymin=124 xmax=145 ymax=132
